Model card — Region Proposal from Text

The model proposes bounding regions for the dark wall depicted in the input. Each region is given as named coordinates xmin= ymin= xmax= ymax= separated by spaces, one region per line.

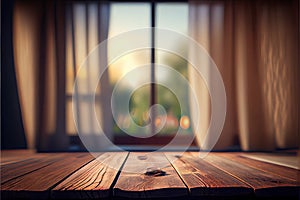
xmin=1 ymin=0 xmax=27 ymax=149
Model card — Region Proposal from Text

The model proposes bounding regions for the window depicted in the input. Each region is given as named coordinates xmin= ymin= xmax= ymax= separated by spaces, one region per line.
xmin=65 ymin=1 xmax=193 ymax=149
xmin=109 ymin=2 xmax=193 ymax=146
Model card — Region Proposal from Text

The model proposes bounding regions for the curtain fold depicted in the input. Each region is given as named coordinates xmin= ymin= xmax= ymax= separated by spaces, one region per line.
xmin=70 ymin=2 xmax=113 ymax=151
xmin=189 ymin=1 xmax=238 ymax=150
xmin=13 ymin=0 xmax=111 ymax=151
xmin=13 ymin=0 xmax=43 ymax=149
xmin=14 ymin=0 xmax=68 ymax=150
xmin=1 ymin=0 xmax=27 ymax=149
xmin=189 ymin=0 xmax=299 ymax=151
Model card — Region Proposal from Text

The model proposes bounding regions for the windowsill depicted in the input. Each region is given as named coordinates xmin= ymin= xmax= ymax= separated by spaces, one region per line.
xmin=108 ymin=145 xmax=200 ymax=152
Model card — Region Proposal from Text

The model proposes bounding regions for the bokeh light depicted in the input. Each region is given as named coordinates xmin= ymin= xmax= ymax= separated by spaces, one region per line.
xmin=180 ymin=115 xmax=190 ymax=129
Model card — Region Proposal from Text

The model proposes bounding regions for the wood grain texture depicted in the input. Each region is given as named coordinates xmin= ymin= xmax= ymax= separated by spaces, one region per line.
xmin=1 ymin=151 xmax=299 ymax=199
xmin=1 ymin=154 xmax=66 ymax=184
xmin=1 ymin=153 xmax=95 ymax=200
xmin=52 ymin=152 xmax=128 ymax=199
xmin=219 ymin=152 xmax=300 ymax=182
xmin=113 ymin=152 xmax=188 ymax=198
xmin=196 ymin=152 xmax=300 ymax=197
xmin=1 ymin=150 xmax=35 ymax=165
xmin=241 ymin=153 xmax=299 ymax=170
xmin=165 ymin=152 xmax=253 ymax=197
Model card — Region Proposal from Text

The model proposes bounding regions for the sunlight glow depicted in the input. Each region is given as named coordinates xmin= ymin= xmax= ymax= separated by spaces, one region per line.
xmin=180 ymin=116 xmax=190 ymax=129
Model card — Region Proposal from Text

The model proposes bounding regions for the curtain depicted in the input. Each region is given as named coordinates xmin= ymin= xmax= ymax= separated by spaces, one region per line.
xmin=13 ymin=0 xmax=111 ymax=151
xmin=189 ymin=0 xmax=299 ymax=151
xmin=68 ymin=2 xmax=113 ymax=151
xmin=1 ymin=0 xmax=27 ymax=149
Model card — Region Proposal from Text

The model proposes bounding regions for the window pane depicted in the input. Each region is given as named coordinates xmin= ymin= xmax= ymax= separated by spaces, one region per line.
xmin=156 ymin=3 xmax=188 ymax=35
xmin=109 ymin=3 xmax=151 ymax=37
xmin=156 ymin=3 xmax=192 ymax=135
xmin=108 ymin=3 xmax=151 ymax=136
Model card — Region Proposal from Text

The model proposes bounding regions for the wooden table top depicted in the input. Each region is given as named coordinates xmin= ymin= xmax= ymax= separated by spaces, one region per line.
xmin=1 ymin=150 xmax=299 ymax=199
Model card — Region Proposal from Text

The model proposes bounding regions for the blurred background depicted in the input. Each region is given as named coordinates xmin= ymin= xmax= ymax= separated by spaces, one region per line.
xmin=1 ymin=0 xmax=299 ymax=152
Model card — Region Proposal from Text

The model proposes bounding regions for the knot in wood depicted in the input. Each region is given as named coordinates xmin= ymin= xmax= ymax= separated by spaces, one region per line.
xmin=144 ymin=167 xmax=167 ymax=176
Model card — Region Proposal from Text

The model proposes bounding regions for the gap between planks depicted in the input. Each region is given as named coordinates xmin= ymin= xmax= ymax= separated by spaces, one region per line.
xmin=189 ymin=152 xmax=299 ymax=197
xmin=51 ymin=152 xmax=128 ymax=200
xmin=113 ymin=152 xmax=189 ymax=199
xmin=164 ymin=152 xmax=253 ymax=197
xmin=1 ymin=153 xmax=96 ymax=200
xmin=1 ymin=151 xmax=299 ymax=200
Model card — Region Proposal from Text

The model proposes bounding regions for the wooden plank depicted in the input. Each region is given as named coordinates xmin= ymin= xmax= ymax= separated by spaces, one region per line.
xmin=51 ymin=152 xmax=128 ymax=199
xmin=113 ymin=152 xmax=188 ymax=198
xmin=219 ymin=153 xmax=300 ymax=182
xmin=1 ymin=154 xmax=66 ymax=184
xmin=165 ymin=152 xmax=253 ymax=197
xmin=1 ymin=150 xmax=36 ymax=165
xmin=1 ymin=153 xmax=95 ymax=200
xmin=1 ymin=150 xmax=35 ymax=157
xmin=241 ymin=153 xmax=299 ymax=170
xmin=1 ymin=157 xmax=36 ymax=166
xmin=196 ymin=152 xmax=300 ymax=197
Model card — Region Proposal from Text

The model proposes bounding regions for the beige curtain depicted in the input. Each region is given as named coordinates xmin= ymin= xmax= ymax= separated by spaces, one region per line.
xmin=13 ymin=0 xmax=66 ymax=150
xmin=189 ymin=0 xmax=299 ymax=151
xmin=13 ymin=0 xmax=111 ymax=151
xmin=13 ymin=1 xmax=42 ymax=149
xmin=69 ymin=2 xmax=113 ymax=151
